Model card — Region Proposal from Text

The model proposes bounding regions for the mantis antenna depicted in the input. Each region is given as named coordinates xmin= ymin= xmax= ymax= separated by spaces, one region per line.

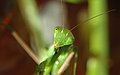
xmin=70 ymin=9 xmax=116 ymax=31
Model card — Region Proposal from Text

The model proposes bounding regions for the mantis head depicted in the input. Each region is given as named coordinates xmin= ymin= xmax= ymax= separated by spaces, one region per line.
xmin=54 ymin=26 xmax=74 ymax=49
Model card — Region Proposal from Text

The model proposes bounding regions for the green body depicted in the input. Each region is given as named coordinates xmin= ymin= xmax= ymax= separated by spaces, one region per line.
xmin=36 ymin=26 xmax=78 ymax=75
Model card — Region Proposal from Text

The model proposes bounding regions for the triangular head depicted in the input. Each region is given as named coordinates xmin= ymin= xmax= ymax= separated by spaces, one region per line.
xmin=54 ymin=26 xmax=74 ymax=48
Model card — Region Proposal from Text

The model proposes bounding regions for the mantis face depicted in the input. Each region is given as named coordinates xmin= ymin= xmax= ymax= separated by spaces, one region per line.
xmin=54 ymin=26 xmax=74 ymax=48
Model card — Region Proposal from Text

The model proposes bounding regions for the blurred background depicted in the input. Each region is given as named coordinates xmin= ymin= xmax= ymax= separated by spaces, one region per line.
xmin=0 ymin=0 xmax=120 ymax=75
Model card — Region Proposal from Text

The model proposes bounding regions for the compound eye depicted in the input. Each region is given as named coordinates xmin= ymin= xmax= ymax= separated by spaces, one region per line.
xmin=54 ymin=26 xmax=60 ymax=31
xmin=55 ymin=28 xmax=59 ymax=30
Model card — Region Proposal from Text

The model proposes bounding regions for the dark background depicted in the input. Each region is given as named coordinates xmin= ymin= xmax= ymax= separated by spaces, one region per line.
xmin=0 ymin=0 xmax=120 ymax=75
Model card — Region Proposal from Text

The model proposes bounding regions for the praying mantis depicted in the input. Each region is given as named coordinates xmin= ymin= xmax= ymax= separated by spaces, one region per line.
xmin=36 ymin=26 xmax=78 ymax=75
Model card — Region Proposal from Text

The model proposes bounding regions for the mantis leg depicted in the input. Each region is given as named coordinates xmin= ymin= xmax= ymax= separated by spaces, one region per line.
xmin=36 ymin=45 xmax=78 ymax=75
xmin=52 ymin=45 xmax=78 ymax=75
